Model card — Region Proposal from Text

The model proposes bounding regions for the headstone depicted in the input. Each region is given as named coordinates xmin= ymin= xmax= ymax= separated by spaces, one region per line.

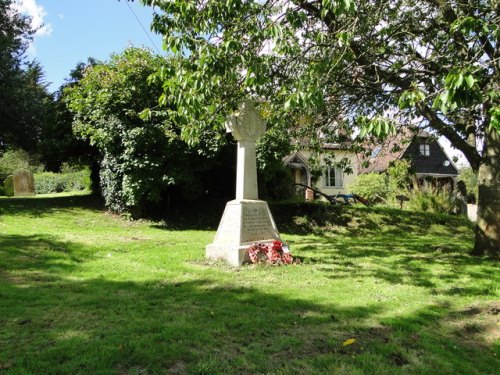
xmin=206 ymin=100 xmax=281 ymax=266
xmin=13 ymin=170 xmax=35 ymax=196
xmin=4 ymin=176 xmax=14 ymax=197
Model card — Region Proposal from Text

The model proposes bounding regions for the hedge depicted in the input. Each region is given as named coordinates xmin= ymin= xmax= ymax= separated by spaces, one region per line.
xmin=34 ymin=169 xmax=91 ymax=194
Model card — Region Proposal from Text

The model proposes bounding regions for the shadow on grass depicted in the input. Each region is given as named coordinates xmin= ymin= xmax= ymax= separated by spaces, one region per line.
xmin=0 ymin=234 xmax=498 ymax=374
xmin=292 ymin=230 xmax=498 ymax=297
xmin=0 ymin=194 xmax=104 ymax=218
xmin=0 ymin=235 xmax=89 ymax=277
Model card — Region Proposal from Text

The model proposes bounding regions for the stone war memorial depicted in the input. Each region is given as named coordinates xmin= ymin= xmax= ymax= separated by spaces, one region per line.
xmin=206 ymin=100 xmax=281 ymax=266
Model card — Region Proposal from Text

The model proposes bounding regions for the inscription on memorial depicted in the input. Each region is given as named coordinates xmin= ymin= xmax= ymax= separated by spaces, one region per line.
xmin=241 ymin=203 xmax=276 ymax=242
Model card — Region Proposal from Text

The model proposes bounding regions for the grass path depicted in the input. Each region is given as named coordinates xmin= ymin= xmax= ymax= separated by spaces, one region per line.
xmin=0 ymin=194 xmax=498 ymax=374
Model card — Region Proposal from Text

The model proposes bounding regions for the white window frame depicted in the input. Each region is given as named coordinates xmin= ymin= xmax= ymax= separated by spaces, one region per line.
xmin=371 ymin=146 xmax=382 ymax=158
xmin=324 ymin=167 xmax=344 ymax=188
xmin=420 ymin=143 xmax=430 ymax=156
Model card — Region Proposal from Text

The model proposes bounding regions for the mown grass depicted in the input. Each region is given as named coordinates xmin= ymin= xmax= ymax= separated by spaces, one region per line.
xmin=0 ymin=194 xmax=498 ymax=374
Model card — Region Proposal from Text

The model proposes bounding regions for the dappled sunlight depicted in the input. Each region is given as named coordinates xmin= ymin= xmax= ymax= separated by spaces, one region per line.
xmin=0 ymin=194 xmax=103 ymax=219
xmin=0 ymin=196 xmax=498 ymax=373
xmin=287 ymin=227 xmax=498 ymax=305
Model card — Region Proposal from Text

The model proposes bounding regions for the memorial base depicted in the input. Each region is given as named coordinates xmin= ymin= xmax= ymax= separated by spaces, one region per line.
xmin=205 ymin=199 xmax=280 ymax=266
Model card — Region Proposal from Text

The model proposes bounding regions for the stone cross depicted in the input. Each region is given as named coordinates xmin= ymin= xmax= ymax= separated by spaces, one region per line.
xmin=225 ymin=100 xmax=266 ymax=200
xmin=206 ymin=99 xmax=281 ymax=266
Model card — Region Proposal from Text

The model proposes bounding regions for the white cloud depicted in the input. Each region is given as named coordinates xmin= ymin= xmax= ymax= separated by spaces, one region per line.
xmin=13 ymin=0 xmax=53 ymax=37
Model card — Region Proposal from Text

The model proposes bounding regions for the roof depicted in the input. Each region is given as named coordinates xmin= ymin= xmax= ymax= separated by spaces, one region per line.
xmin=283 ymin=151 xmax=309 ymax=168
xmin=358 ymin=132 xmax=411 ymax=173
xmin=358 ymin=130 xmax=458 ymax=176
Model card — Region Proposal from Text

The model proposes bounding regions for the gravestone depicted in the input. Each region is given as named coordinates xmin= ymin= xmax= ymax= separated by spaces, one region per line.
xmin=13 ymin=170 xmax=35 ymax=196
xmin=4 ymin=176 xmax=14 ymax=197
xmin=206 ymin=100 xmax=281 ymax=266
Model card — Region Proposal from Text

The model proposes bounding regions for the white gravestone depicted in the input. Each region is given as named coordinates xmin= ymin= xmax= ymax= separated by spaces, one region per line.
xmin=206 ymin=100 xmax=281 ymax=265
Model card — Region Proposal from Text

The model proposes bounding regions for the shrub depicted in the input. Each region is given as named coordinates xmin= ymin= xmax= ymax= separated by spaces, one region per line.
xmin=348 ymin=173 xmax=388 ymax=202
xmin=34 ymin=168 xmax=91 ymax=194
xmin=269 ymin=201 xmax=350 ymax=233
xmin=0 ymin=149 xmax=43 ymax=181
xmin=406 ymin=182 xmax=457 ymax=214
xmin=458 ymin=167 xmax=478 ymax=203
xmin=34 ymin=172 xmax=63 ymax=193
xmin=387 ymin=159 xmax=413 ymax=194
xmin=65 ymin=48 xmax=197 ymax=215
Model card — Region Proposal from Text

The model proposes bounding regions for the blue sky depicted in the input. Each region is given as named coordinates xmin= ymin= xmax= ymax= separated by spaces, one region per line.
xmin=16 ymin=0 xmax=164 ymax=93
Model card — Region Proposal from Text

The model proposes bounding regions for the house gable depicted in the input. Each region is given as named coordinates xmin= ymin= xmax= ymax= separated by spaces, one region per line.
xmin=402 ymin=137 xmax=459 ymax=176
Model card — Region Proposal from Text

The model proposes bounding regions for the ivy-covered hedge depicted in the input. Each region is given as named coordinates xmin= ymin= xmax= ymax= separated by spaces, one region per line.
xmin=34 ymin=169 xmax=91 ymax=194
xmin=269 ymin=201 xmax=350 ymax=233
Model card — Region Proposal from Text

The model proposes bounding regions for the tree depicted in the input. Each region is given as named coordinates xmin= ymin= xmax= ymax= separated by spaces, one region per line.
xmin=39 ymin=58 xmax=101 ymax=190
xmin=0 ymin=0 xmax=50 ymax=153
xmin=64 ymin=47 xmax=235 ymax=215
xmin=137 ymin=0 xmax=499 ymax=256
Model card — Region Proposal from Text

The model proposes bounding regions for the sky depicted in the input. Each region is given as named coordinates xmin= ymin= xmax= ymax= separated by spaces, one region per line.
xmin=14 ymin=0 xmax=469 ymax=167
xmin=14 ymin=0 xmax=164 ymax=93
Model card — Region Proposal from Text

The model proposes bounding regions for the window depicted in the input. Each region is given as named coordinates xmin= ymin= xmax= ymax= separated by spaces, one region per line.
xmin=419 ymin=143 xmax=430 ymax=156
xmin=325 ymin=167 xmax=343 ymax=188
xmin=371 ymin=146 xmax=382 ymax=158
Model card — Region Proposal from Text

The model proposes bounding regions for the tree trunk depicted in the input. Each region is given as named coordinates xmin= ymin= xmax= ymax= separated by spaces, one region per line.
xmin=472 ymin=127 xmax=500 ymax=257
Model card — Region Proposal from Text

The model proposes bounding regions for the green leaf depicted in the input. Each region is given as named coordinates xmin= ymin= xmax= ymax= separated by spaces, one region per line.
xmin=454 ymin=73 xmax=463 ymax=89
xmin=489 ymin=106 xmax=500 ymax=132
xmin=464 ymin=74 xmax=475 ymax=89
xmin=337 ymin=31 xmax=350 ymax=47
xmin=284 ymin=98 xmax=292 ymax=111
xmin=138 ymin=108 xmax=152 ymax=121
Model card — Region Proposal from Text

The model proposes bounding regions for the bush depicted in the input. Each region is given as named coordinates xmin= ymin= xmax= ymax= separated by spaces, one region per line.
xmin=65 ymin=48 xmax=224 ymax=216
xmin=34 ymin=168 xmax=91 ymax=194
xmin=406 ymin=182 xmax=456 ymax=214
xmin=458 ymin=167 xmax=478 ymax=203
xmin=387 ymin=159 xmax=413 ymax=193
xmin=0 ymin=149 xmax=43 ymax=181
xmin=269 ymin=201 xmax=350 ymax=233
xmin=348 ymin=173 xmax=388 ymax=202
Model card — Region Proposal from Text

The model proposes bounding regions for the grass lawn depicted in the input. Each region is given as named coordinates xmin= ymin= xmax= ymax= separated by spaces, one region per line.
xmin=0 ymin=194 xmax=498 ymax=374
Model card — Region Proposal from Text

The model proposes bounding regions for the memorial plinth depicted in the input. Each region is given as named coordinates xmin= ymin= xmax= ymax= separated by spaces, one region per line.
xmin=206 ymin=100 xmax=281 ymax=266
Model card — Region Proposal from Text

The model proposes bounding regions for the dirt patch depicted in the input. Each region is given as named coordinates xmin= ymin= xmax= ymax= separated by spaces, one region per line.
xmin=449 ymin=302 xmax=500 ymax=345
xmin=389 ymin=352 xmax=410 ymax=366
xmin=168 ymin=361 xmax=187 ymax=374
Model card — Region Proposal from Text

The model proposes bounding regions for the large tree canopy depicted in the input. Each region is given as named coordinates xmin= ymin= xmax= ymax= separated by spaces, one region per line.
xmin=138 ymin=0 xmax=499 ymax=256
xmin=0 ymin=0 xmax=53 ymax=153
xmin=64 ymin=47 xmax=236 ymax=215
